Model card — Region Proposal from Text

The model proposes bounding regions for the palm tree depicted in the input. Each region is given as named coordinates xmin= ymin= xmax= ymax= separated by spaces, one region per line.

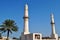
xmin=0 ymin=19 xmax=18 ymax=40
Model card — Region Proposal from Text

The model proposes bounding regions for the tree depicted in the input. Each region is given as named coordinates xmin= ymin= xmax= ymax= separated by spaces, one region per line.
xmin=0 ymin=19 xmax=18 ymax=40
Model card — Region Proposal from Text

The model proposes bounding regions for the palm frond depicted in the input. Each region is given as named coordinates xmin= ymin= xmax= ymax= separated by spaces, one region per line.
xmin=0 ymin=27 xmax=5 ymax=31
xmin=0 ymin=25 xmax=6 ymax=27
xmin=12 ymin=26 xmax=18 ymax=32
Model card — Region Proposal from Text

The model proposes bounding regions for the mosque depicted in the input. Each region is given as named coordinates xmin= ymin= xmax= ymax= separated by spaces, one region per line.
xmin=0 ymin=3 xmax=60 ymax=40
xmin=20 ymin=4 xmax=60 ymax=40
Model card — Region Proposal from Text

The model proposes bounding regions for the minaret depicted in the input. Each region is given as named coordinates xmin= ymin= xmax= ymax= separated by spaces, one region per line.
xmin=23 ymin=4 xmax=30 ymax=35
xmin=50 ymin=14 xmax=58 ymax=39
xmin=51 ymin=14 xmax=56 ymax=35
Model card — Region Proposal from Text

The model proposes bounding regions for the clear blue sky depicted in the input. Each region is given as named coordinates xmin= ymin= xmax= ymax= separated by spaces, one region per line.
xmin=0 ymin=0 xmax=60 ymax=38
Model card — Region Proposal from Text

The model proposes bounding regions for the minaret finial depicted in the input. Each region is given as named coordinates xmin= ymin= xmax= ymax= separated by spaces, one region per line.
xmin=51 ymin=13 xmax=55 ymax=24
xmin=24 ymin=4 xmax=28 ymax=17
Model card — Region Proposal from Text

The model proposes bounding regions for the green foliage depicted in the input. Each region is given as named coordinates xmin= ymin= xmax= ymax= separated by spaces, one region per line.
xmin=0 ymin=19 xmax=18 ymax=40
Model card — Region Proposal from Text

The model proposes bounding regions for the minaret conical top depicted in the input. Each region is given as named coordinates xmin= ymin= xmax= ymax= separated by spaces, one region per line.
xmin=51 ymin=13 xmax=55 ymax=24
xmin=24 ymin=4 xmax=28 ymax=17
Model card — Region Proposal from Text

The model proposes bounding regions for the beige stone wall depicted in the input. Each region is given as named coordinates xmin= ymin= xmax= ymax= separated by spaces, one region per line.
xmin=42 ymin=39 xmax=56 ymax=40
xmin=0 ymin=38 xmax=7 ymax=40
xmin=42 ymin=38 xmax=60 ymax=40
xmin=58 ymin=38 xmax=60 ymax=40
xmin=0 ymin=38 xmax=6 ymax=40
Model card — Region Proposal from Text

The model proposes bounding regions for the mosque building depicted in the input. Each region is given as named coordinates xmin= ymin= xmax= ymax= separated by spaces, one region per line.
xmin=0 ymin=3 xmax=60 ymax=40
xmin=20 ymin=4 xmax=60 ymax=40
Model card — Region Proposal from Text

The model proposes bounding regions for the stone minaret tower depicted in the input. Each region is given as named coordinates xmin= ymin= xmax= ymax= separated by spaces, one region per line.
xmin=51 ymin=14 xmax=56 ymax=35
xmin=23 ymin=4 xmax=30 ymax=35
xmin=50 ymin=14 xmax=58 ymax=40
